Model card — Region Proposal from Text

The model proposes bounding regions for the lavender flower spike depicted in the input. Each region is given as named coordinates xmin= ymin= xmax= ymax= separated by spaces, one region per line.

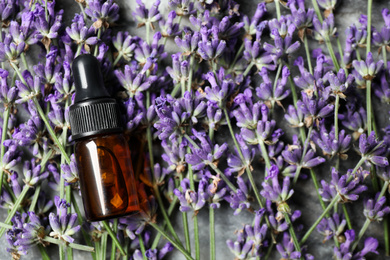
xmin=334 ymin=230 xmax=379 ymax=260
xmin=352 ymin=52 xmax=384 ymax=80
xmin=49 ymin=196 xmax=81 ymax=243
xmin=359 ymin=131 xmax=389 ymax=167
xmin=363 ymin=193 xmax=390 ymax=222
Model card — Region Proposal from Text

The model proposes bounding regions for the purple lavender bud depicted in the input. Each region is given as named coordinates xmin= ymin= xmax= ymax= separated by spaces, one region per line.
xmin=174 ymin=178 xmax=208 ymax=213
xmin=288 ymin=0 xmax=314 ymax=30
xmin=61 ymin=154 xmax=79 ymax=185
xmin=225 ymin=177 xmax=251 ymax=215
xmin=260 ymin=169 xmax=294 ymax=213
xmin=276 ymin=232 xmax=302 ymax=260
xmin=317 ymin=213 xmax=347 ymax=242
xmin=243 ymin=3 xmax=267 ymax=35
xmin=334 ymin=230 xmax=379 ymax=259
xmin=363 ymin=193 xmax=390 ymax=222
xmin=243 ymin=39 xmax=276 ymax=72
xmin=168 ymin=0 xmax=196 ymax=16
xmin=85 ymin=0 xmax=119 ymax=29
xmin=65 ymin=14 xmax=99 ymax=47
xmin=313 ymin=14 xmax=337 ymax=42
xmin=204 ymin=71 xmax=235 ymax=108
xmin=133 ymin=0 xmax=161 ymax=28
xmin=22 ymin=159 xmax=48 ymax=187
xmin=312 ymin=124 xmax=352 ymax=159
xmin=320 ymin=168 xmax=367 ymax=202
xmin=159 ymin=11 xmax=180 ymax=38
xmin=227 ymin=134 xmax=255 ymax=176
xmin=317 ymin=0 xmax=339 ymax=12
xmin=359 ymin=131 xmax=388 ymax=167
xmin=112 ymin=31 xmax=139 ymax=62
xmin=352 ymin=52 xmax=384 ymax=80
xmin=49 ymin=196 xmax=80 ymax=243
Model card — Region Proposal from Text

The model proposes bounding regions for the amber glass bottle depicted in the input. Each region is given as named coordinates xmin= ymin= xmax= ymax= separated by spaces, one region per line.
xmin=69 ymin=54 xmax=140 ymax=221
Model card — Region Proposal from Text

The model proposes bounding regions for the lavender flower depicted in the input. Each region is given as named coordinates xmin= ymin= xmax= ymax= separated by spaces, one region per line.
xmin=317 ymin=0 xmax=339 ymax=13
xmin=159 ymin=11 xmax=180 ymax=38
xmin=282 ymin=135 xmax=325 ymax=170
xmin=225 ymin=177 xmax=251 ymax=215
xmin=175 ymin=30 xmax=200 ymax=55
xmin=60 ymin=154 xmax=79 ymax=185
xmin=0 ymin=34 xmax=26 ymax=63
xmin=339 ymin=104 xmax=367 ymax=139
xmin=243 ymin=39 xmax=276 ymax=71
xmin=320 ymin=168 xmax=368 ymax=202
xmin=133 ymin=0 xmax=161 ymax=28
xmin=112 ymin=31 xmax=139 ymax=62
xmin=334 ymin=230 xmax=379 ymax=260
xmin=9 ymin=11 xmax=40 ymax=46
xmin=0 ymin=0 xmax=15 ymax=22
xmin=0 ymin=142 xmax=22 ymax=174
xmin=133 ymin=242 xmax=173 ymax=260
xmin=297 ymin=92 xmax=334 ymax=127
xmin=115 ymin=62 xmax=158 ymax=97
xmin=363 ymin=193 xmax=390 ymax=222
xmin=374 ymin=70 xmax=390 ymax=103
xmin=317 ymin=213 xmax=347 ymax=242
xmin=174 ymin=178 xmax=208 ymax=213
xmin=49 ymin=196 xmax=81 ymax=243
xmin=358 ymin=131 xmax=388 ymax=167
xmin=161 ymin=137 xmax=187 ymax=174
xmin=324 ymin=69 xmax=354 ymax=99
xmin=227 ymin=134 xmax=255 ymax=176
xmin=312 ymin=125 xmax=352 ymax=159
xmin=226 ymin=209 xmax=268 ymax=259
xmin=33 ymin=4 xmax=62 ymax=49
xmin=203 ymin=70 xmax=235 ymax=108
xmin=85 ymin=0 xmax=119 ymax=29
xmin=256 ymin=67 xmax=290 ymax=108
xmin=13 ymin=212 xmax=48 ymax=251
xmin=352 ymin=52 xmax=384 ymax=80
xmin=65 ymin=14 xmax=99 ymax=47
xmin=313 ymin=14 xmax=337 ymax=42
xmin=242 ymin=3 xmax=267 ymax=36
xmin=372 ymin=9 xmax=390 ymax=48
xmin=0 ymin=69 xmax=17 ymax=104
xmin=260 ymin=166 xmax=294 ymax=213
xmin=197 ymin=26 xmax=226 ymax=61
xmin=185 ymin=129 xmax=227 ymax=171
xmin=276 ymin=233 xmax=303 ymax=260
xmin=285 ymin=105 xmax=304 ymax=128
xmin=288 ymin=0 xmax=315 ymax=33
xmin=22 ymin=159 xmax=48 ymax=187
xmin=168 ymin=0 xmax=196 ymax=16
xmin=203 ymin=102 xmax=226 ymax=133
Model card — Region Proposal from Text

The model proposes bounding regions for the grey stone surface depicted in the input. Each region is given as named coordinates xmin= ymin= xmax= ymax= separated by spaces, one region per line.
xmin=2 ymin=0 xmax=390 ymax=260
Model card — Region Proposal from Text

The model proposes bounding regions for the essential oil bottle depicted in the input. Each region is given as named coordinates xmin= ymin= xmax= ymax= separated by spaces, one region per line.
xmin=69 ymin=54 xmax=140 ymax=221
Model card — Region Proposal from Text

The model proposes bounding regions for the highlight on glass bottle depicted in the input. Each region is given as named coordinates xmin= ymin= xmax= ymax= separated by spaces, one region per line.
xmin=69 ymin=54 xmax=140 ymax=221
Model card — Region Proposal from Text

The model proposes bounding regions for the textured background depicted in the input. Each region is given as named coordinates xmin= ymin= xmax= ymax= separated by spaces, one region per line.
xmin=2 ymin=0 xmax=390 ymax=259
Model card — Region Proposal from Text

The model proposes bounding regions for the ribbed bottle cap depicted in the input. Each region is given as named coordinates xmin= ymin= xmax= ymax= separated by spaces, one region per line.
xmin=69 ymin=54 xmax=122 ymax=141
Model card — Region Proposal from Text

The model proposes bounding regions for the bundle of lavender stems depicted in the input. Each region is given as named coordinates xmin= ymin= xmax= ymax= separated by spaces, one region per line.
xmin=0 ymin=0 xmax=390 ymax=259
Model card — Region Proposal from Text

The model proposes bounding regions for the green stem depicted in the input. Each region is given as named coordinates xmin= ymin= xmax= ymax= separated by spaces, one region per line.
xmin=210 ymin=206 xmax=215 ymax=260
xmin=43 ymin=236 xmax=95 ymax=252
xmin=0 ymin=185 xmax=30 ymax=238
xmin=383 ymin=46 xmax=388 ymax=69
xmin=273 ymin=63 xmax=283 ymax=93
xmin=150 ymin=222 xmax=195 ymax=260
xmin=352 ymin=219 xmax=371 ymax=251
xmin=110 ymin=219 xmax=118 ymax=260
xmin=300 ymin=194 xmax=340 ymax=245
xmin=77 ymin=2 xmax=87 ymax=20
xmin=0 ymin=107 xmax=11 ymax=197
xmin=334 ymin=95 xmax=340 ymax=141
xmin=138 ymin=234 xmax=148 ymax=260
xmin=194 ymin=214 xmax=200 ymax=260
xmin=21 ymin=53 xmax=29 ymax=70
xmin=146 ymin=22 xmax=151 ymax=45
xmin=229 ymin=42 xmax=245 ymax=73
xmin=187 ymin=55 xmax=195 ymax=92
xmin=337 ymin=38 xmax=347 ymax=74
xmin=311 ymin=0 xmax=323 ymax=23
xmin=29 ymin=185 xmax=41 ymax=212
xmin=181 ymin=77 xmax=186 ymax=97
xmin=60 ymin=127 xmax=68 ymax=199
xmin=59 ymin=244 xmax=65 ymax=260
xmin=304 ymin=35 xmax=313 ymax=74
xmin=366 ymin=0 xmax=373 ymax=55
xmin=113 ymin=52 xmax=123 ymax=67
xmin=102 ymin=220 xmax=126 ymax=256
xmin=75 ymin=44 xmax=83 ymax=57
xmin=67 ymin=246 xmax=74 ymax=260
xmin=208 ymin=126 xmax=215 ymax=141
xmin=284 ymin=212 xmax=301 ymax=253
xmin=71 ymin=192 xmax=96 ymax=258
xmin=151 ymin=196 xmax=178 ymax=249
xmin=95 ymin=240 xmax=100 ymax=260
xmin=367 ymin=80 xmax=372 ymax=133
xmin=243 ymin=63 xmax=254 ymax=77
xmin=285 ymin=64 xmax=298 ymax=106
xmin=171 ymin=83 xmax=181 ymax=97
xmin=342 ymin=204 xmax=353 ymax=230
xmin=385 ymin=216 xmax=390 ymax=256
xmin=275 ymin=0 xmax=281 ymax=20
xmin=293 ymin=126 xmax=313 ymax=184
xmin=356 ymin=49 xmax=362 ymax=61
xmin=324 ymin=35 xmax=340 ymax=71
xmin=38 ymin=245 xmax=50 ymax=260
xmin=101 ymin=232 xmax=108 ymax=260
xmin=44 ymin=0 xmax=49 ymax=21
xmin=310 ymin=169 xmax=327 ymax=211
xmin=153 ymin=185 xmax=182 ymax=244
xmin=257 ymin=136 xmax=271 ymax=171
xmin=93 ymin=28 xmax=102 ymax=56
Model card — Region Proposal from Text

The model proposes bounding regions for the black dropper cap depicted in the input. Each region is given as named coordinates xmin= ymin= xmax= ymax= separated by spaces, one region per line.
xmin=69 ymin=54 xmax=122 ymax=141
